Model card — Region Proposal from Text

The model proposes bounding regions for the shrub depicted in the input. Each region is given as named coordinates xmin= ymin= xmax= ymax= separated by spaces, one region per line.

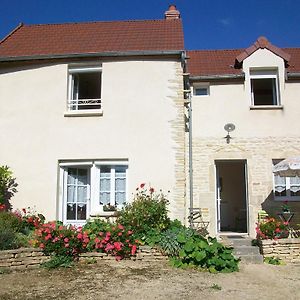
xmin=117 ymin=184 xmax=170 ymax=241
xmin=0 ymin=211 xmax=22 ymax=233
xmin=264 ymin=256 xmax=283 ymax=265
xmin=0 ymin=166 xmax=18 ymax=209
xmin=166 ymin=229 xmax=239 ymax=273
xmin=85 ymin=221 xmax=139 ymax=260
xmin=0 ymin=228 xmax=19 ymax=250
xmin=14 ymin=208 xmax=45 ymax=233
xmin=42 ymin=255 xmax=74 ymax=269
xmin=31 ymin=222 xmax=87 ymax=259
xmin=256 ymin=217 xmax=289 ymax=240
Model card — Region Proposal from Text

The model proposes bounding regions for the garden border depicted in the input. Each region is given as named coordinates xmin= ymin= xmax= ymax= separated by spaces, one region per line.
xmin=0 ymin=246 xmax=167 ymax=271
xmin=259 ymin=238 xmax=300 ymax=264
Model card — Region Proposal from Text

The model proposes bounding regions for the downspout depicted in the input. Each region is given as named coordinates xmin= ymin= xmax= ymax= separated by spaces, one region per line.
xmin=181 ymin=51 xmax=193 ymax=227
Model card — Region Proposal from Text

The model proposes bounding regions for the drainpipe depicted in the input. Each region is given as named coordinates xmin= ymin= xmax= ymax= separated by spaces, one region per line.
xmin=181 ymin=51 xmax=193 ymax=227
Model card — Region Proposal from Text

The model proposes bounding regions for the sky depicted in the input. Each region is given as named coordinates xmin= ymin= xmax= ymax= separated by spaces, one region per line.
xmin=1 ymin=0 xmax=300 ymax=50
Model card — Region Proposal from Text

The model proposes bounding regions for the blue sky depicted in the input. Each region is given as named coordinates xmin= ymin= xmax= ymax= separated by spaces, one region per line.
xmin=1 ymin=0 xmax=300 ymax=50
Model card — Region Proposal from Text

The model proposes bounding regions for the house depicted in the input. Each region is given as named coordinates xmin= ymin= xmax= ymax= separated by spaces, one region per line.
xmin=0 ymin=5 xmax=299 ymax=237
xmin=0 ymin=6 xmax=187 ymax=226
xmin=188 ymin=37 xmax=300 ymax=236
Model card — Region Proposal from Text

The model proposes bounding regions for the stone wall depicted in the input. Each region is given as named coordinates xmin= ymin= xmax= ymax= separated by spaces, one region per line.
xmin=0 ymin=246 xmax=167 ymax=271
xmin=0 ymin=248 xmax=49 ymax=270
xmin=259 ymin=238 xmax=300 ymax=264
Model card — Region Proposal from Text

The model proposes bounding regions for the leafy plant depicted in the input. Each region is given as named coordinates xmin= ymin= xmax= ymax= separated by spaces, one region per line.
xmin=264 ymin=256 xmax=283 ymax=265
xmin=0 ymin=228 xmax=19 ymax=250
xmin=167 ymin=229 xmax=239 ymax=273
xmin=0 ymin=166 xmax=18 ymax=209
xmin=210 ymin=284 xmax=222 ymax=290
xmin=0 ymin=211 xmax=22 ymax=233
xmin=256 ymin=217 xmax=289 ymax=240
xmin=42 ymin=255 xmax=74 ymax=269
xmin=117 ymin=184 xmax=170 ymax=241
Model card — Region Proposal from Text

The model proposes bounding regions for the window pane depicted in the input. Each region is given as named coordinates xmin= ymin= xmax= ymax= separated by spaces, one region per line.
xmin=115 ymin=192 xmax=126 ymax=206
xmin=77 ymin=169 xmax=88 ymax=185
xmin=77 ymin=186 xmax=87 ymax=203
xmin=290 ymin=176 xmax=300 ymax=196
xmin=194 ymin=88 xmax=208 ymax=96
xmin=77 ymin=204 xmax=87 ymax=220
xmin=67 ymin=186 xmax=76 ymax=203
xmin=115 ymin=178 xmax=126 ymax=191
xmin=251 ymin=78 xmax=277 ymax=105
xmin=67 ymin=203 xmax=76 ymax=220
xmin=67 ymin=168 xmax=77 ymax=184
xmin=274 ymin=175 xmax=286 ymax=196
xmin=100 ymin=192 xmax=111 ymax=205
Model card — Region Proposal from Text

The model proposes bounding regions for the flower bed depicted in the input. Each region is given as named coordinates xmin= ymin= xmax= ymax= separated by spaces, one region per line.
xmin=259 ymin=238 xmax=300 ymax=264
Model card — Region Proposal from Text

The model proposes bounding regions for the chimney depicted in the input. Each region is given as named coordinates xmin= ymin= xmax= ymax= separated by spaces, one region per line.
xmin=164 ymin=4 xmax=180 ymax=19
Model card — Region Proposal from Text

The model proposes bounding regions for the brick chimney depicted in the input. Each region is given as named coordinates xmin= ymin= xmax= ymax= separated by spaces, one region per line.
xmin=164 ymin=4 xmax=180 ymax=19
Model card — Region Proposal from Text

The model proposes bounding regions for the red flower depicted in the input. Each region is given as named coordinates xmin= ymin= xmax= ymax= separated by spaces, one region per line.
xmin=131 ymin=245 xmax=137 ymax=255
xmin=117 ymin=224 xmax=124 ymax=230
xmin=22 ymin=208 xmax=26 ymax=214
xmin=140 ymin=183 xmax=145 ymax=188
xmin=149 ymin=187 xmax=154 ymax=193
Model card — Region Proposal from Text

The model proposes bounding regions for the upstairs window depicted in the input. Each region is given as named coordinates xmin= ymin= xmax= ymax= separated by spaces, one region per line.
xmin=250 ymin=69 xmax=279 ymax=106
xmin=193 ymin=83 xmax=209 ymax=96
xmin=68 ymin=66 xmax=102 ymax=111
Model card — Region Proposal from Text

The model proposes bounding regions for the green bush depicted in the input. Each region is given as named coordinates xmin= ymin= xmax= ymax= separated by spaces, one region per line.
xmin=0 ymin=211 xmax=22 ymax=233
xmin=0 ymin=228 xmax=19 ymax=250
xmin=42 ymin=255 xmax=74 ymax=269
xmin=0 ymin=166 xmax=18 ymax=208
xmin=117 ymin=184 xmax=170 ymax=241
xmin=166 ymin=229 xmax=239 ymax=273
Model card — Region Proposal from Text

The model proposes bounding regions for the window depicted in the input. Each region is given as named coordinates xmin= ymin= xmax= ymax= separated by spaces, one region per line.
xmin=273 ymin=160 xmax=300 ymax=201
xmin=60 ymin=162 xmax=128 ymax=224
xmin=250 ymin=69 xmax=279 ymax=106
xmin=193 ymin=84 xmax=209 ymax=96
xmin=68 ymin=66 xmax=102 ymax=111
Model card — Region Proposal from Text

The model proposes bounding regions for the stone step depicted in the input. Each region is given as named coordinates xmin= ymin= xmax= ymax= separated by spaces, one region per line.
xmin=233 ymin=245 xmax=261 ymax=256
xmin=230 ymin=238 xmax=253 ymax=247
xmin=236 ymin=254 xmax=264 ymax=264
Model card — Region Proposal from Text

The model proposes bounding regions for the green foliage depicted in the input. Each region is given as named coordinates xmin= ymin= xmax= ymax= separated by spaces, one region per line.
xmin=117 ymin=184 xmax=170 ymax=241
xmin=0 ymin=165 xmax=18 ymax=207
xmin=42 ymin=255 xmax=74 ymax=269
xmin=0 ymin=228 xmax=19 ymax=250
xmin=0 ymin=211 xmax=22 ymax=233
xmin=256 ymin=217 xmax=289 ymax=240
xmin=264 ymin=256 xmax=283 ymax=265
xmin=0 ymin=267 xmax=11 ymax=274
xmin=166 ymin=229 xmax=239 ymax=273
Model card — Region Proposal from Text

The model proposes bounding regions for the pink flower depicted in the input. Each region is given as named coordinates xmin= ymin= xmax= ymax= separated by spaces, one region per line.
xmin=64 ymin=238 xmax=69 ymax=243
xmin=127 ymin=230 xmax=133 ymax=235
xmin=39 ymin=243 xmax=45 ymax=249
xmin=65 ymin=243 xmax=69 ymax=248
xmin=77 ymin=233 xmax=83 ymax=239
xmin=115 ymin=256 xmax=122 ymax=261
xmin=114 ymin=242 xmax=123 ymax=251
xmin=117 ymin=224 xmax=124 ymax=230
xmin=45 ymin=234 xmax=52 ymax=241
xmin=131 ymin=245 xmax=137 ymax=255
xmin=83 ymin=238 xmax=89 ymax=244
xmin=118 ymin=232 xmax=122 ymax=236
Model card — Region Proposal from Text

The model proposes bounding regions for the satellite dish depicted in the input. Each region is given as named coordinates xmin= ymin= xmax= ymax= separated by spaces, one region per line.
xmin=224 ymin=123 xmax=236 ymax=132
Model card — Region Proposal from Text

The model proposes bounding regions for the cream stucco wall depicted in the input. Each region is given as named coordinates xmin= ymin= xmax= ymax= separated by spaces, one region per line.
xmin=0 ymin=58 xmax=186 ymax=222
xmin=191 ymin=49 xmax=300 ymax=237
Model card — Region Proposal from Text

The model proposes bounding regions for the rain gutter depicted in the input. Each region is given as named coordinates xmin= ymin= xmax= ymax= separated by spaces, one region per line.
xmin=0 ymin=50 xmax=183 ymax=63
xmin=189 ymin=74 xmax=244 ymax=81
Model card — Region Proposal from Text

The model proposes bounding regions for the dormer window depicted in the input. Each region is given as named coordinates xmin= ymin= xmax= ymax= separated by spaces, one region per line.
xmin=250 ymin=69 xmax=280 ymax=106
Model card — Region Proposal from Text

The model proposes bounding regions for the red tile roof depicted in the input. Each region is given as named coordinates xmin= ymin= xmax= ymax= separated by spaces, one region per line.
xmin=0 ymin=19 xmax=184 ymax=59
xmin=188 ymin=47 xmax=300 ymax=77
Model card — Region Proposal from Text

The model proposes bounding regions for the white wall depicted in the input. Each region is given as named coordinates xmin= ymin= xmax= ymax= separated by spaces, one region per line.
xmin=0 ymin=58 xmax=185 ymax=221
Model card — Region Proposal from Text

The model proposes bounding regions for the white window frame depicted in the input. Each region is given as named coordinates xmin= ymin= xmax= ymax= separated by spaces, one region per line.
xmin=59 ymin=161 xmax=128 ymax=224
xmin=273 ymin=160 xmax=300 ymax=202
xmin=250 ymin=69 xmax=280 ymax=106
xmin=192 ymin=83 xmax=210 ymax=97
xmin=67 ymin=65 xmax=102 ymax=114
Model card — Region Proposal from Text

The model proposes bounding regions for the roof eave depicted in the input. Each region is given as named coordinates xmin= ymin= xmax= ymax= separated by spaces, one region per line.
xmin=0 ymin=50 xmax=184 ymax=62
xmin=189 ymin=74 xmax=245 ymax=81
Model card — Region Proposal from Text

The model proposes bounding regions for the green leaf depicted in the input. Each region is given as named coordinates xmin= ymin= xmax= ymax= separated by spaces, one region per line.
xmin=195 ymin=250 xmax=206 ymax=262
xmin=177 ymin=233 xmax=186 ymax=243
xmin=184 ymin=240 xmax=195 ymax=253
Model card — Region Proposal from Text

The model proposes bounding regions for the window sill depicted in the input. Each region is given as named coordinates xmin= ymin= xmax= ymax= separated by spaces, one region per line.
xmin=64 ymin=109 xmax=103 ymax=117
xmin=249 ymin=105 xmax=283 ymax=110
xmin=90 ymin=211 xmax=119 ymax=218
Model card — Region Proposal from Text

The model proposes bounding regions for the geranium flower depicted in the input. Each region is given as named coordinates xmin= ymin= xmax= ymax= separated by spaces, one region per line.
xmin=149 ymin=187 xmax=154 ymax=193
xmin=140 ymin=183 xmax=145 ymax=188
xmin=117 ymin=224 xmax=124 ymax=230
xmin=131 ymin=245 xmax=137 ymax=255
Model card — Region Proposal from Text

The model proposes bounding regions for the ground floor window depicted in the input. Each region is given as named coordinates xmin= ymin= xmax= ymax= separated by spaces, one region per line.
xmin=60 ymin=161 xmax=128 ymax=224
xmin=273 ymin=160 xmax=300 ymax=201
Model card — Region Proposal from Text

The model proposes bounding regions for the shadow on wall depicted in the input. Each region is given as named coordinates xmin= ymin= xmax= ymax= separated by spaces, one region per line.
xmin=261 ymin=192 xmax=300 ymax=228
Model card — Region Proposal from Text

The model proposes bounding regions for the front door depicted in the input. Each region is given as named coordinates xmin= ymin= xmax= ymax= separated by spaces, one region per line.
xmin=216 ymin=160 xmax=248 ymax=233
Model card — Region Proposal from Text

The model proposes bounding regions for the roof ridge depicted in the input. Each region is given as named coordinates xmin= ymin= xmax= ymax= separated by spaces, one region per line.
xmin=187 ymin=48 xmax=244 ymax=52
xmin=23 ymin=18 xmax=180 ymax=27
xmin=0 ymin=23 xmax=23 ymax=46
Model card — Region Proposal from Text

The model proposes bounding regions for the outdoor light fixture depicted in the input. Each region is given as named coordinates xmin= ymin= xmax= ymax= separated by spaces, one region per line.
xmin=224 ymin=123 xmax=236 ymax=144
